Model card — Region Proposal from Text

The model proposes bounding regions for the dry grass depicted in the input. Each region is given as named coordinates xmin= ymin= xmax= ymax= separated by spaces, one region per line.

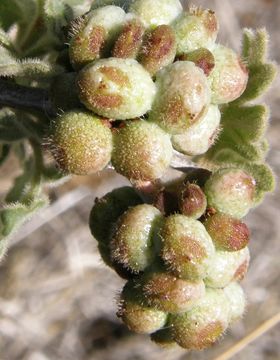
xmin=0 ymin=1 xmax=280 ymax=359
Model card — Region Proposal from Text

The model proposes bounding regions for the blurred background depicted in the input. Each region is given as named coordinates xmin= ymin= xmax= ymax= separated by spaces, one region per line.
xmin=0 ymin=0 xmax=279 ymax=359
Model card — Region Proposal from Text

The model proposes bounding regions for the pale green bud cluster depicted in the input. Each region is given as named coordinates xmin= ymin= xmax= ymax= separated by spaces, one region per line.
xmin=48 ymin=1 xmax=250 ymax=181
xmin=90 ymin=166 xmax=255 ymax=349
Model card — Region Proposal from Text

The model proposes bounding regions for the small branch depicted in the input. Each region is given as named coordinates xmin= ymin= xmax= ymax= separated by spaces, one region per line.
xmin=0 ymin=79 xmax=56 ymax=117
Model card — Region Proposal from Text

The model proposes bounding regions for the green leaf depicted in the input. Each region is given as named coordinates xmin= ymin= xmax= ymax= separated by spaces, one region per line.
xmin=0 ymin=109 xmax=29 ymax=142
xmin=221 ymin=105 xmax=268 ymax=143
xmin=0 ymin=0 xmax=21 ymax=30
xmin=0 ymin=45 xmax=63 ymax=77
xmin=242 ymin=28 xmax=269 ymax=65
xmin=0 ymin=196 xmax=48 ymax=260
xmin=235 ymin=63 xmax=277 ymax=104
xmin=0 ymin=27 xmax=11 ymax=48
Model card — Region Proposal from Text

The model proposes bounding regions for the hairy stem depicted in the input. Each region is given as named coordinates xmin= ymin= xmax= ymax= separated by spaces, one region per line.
xmin=0 ymin=79 xmax=56 ymax=117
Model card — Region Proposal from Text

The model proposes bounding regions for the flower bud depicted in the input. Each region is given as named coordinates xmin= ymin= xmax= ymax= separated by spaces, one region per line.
xmin=205 ymin=247 xmax=250 ymax=288
xmin=179 ymin=183 xmax=207 ymax=219
xmin=112 ymin=17 xmax=145 ymax=58
xmin=139 ymin=25 xmax=176 ymax=76
xmin=179 ymin=48 xmax=215 ymax=76
xmin=208 ymin=45 xmax=249 ymax=104
xmin=204 ymin=168 xmax=256 ymax=219
xmin=77 ymin=58 xmax=156 ymax=120
xmin=111 ymin=204 xmax=163 ymax=273
xmin=170 ymin=288 xmax=229 ymax=350
xmin=69 ymin=6 xmax=126 ymax=69
xmin=224 ymin=282 xmax=246 ymax=324
xmin=129 ymin=0 xmax=183 ymax=29
xmin=171 ymin=104 xmax=221 ymax=156
xmin=118 ymin=280 xmax=168 ymax=334
xmin=48 ymin=111 xmax=113 ymax=175
xmin=89 ymin=187 xmax=142 ymax=275
xmin=149 ymin=61 xmax=210 ymax=135
xmin=173 ymin=6 xmax=219 ymax=55
xmin=204 ymin=213 xmax=250 ymax=251
xmin=112 ymin=120 xmax=173 ymax=181
xmin=142 ymin=268 xmax=205 ymax=313
xmin=160 ymin=215 xmax=215 ymax=280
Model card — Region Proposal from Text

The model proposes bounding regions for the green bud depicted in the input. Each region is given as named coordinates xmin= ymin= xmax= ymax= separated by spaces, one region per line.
xmin=142 ymin=268 xmax=205 ymax=313
xmin=112 ymin=120 xmax=173 ymax=181
xmin=149 ymin=61 xmax=210 ymax=135
xmin=50 ymin=73 xmax=81 ymax=112
xmin=208 ymin=45 xmax=249 ymax=104
xmin=179 ymin=48 xmax=215 ymax=76
xmin=139 ymin=25 xmax=177 ymax=76
xmin=69 ymin=6 xmax=126 ymax=70
xmin=111 ymin=204 xmax=163 ymax=273
xmin=179 ymin=183 xmax=207 ymax=219
xmin=204 ymin=168 xmax=257 ymax=219
xmin=172 ymin=104 xmax=221 ymax=156
xmin=204 ymin=213 xmax=250 ymax=251
xmin=160 ymin=215 xmax=215 ymax=280
xmin=48 ymin=111 xmax=113 ymax=175
xmin=173 ymin=6 xmax=219 ymax=55
xmin=170 ymin=288 xmax=229 ymax=350
xmin=89 ymin=187 xmax=142 ymax=275
xmin=77 ymin=58 xmax=156 ymax=120
xmin=129 ymin=0 xmax=183 ymax=29
xmin=112 ymin=17 xmax=145 ymax=59
xmin=224 ymin=282 xmax=246 ymax=324
xmin=205 ymin=247 xmax=250 ymax=288
xmin=118 ymin=280 xmax=168 ymax=334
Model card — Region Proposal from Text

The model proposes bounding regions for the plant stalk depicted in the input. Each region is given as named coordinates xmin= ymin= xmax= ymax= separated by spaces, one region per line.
xmin=0 ymin=79 xmax=56 ymax=117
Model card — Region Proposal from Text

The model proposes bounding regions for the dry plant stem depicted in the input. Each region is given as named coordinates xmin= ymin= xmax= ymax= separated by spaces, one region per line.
xmin=214 ymin=311 xmax=280 ymax=360
xmin=0 ymin=79 xmax=56 ymax=116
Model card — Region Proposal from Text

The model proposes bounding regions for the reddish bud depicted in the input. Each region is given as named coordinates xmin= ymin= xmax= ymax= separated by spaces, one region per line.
xmin=179 ymin=183 xmax=207 ymax=219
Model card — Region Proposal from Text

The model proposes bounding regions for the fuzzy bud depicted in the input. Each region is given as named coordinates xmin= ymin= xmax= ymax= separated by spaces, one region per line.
xmin=111 ymin=204 xmax=163 ymax=273
xmin=77 ymin=58 xmax=156 ymax=120
xmin=179 ymin=183 xmax=207 ymax=219
xmin=179 ymin=48 xmax=215 ymax=76
xmin=118 ymin=281 xmax=168 ymax=334
xmin=69 ymin=6 xmax=126 ymax=70
xmin=224 ymin=282 xmax=246 ymax=324
xmin=204 ymin=168 xmax=256 ymax=219
xmin=89 ymin=187 xmax=142 ymax=276
xmin=160 ymin=215 xmax=215 ymax=280
xmin=204 ymin=213 xmax=250 ymax=251
xmin=112 ymin=120 xmax=173 ymax=181
xmin=112 ymin=17 xmax=145 ymax=58
xmin=48 ymin=111 xmax=112 ymax=175
xmin=139 ymin=25 xmax=177 ymax=76
xmin=170 ymin=288 xmax=229 ymax=350
xmin=91 ymin=0 xmax=131 ymax=11
xmin=142 ymin=268 xmax=205 ymax=313
xmin=149 ymin=61 xmax=210 ymax=135
xmin=205 ymin=247 xmax=250 ymax=288
xmin=172 ymin=104 xmax=221 ymax=156
xmin=173 ymin=6 xmax=219 ymax=55
xmin=208 ymin=45 xmax=249 ymax=104
xmin=129 ymin=0 xmax=183 ymax=29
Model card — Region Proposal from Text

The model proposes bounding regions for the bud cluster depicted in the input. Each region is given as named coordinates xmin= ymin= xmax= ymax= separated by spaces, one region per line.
xmin=90 ymin=167 xmax=256 ymax=349
xmin=48 ymin=0 xmax=249 ymax=180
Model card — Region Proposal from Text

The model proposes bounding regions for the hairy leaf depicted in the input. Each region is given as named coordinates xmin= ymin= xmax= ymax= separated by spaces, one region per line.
xmin=0 ymin=45 xmax=63 ymax=77
xmin=0 ymin=196 xmax=48 ymax=260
